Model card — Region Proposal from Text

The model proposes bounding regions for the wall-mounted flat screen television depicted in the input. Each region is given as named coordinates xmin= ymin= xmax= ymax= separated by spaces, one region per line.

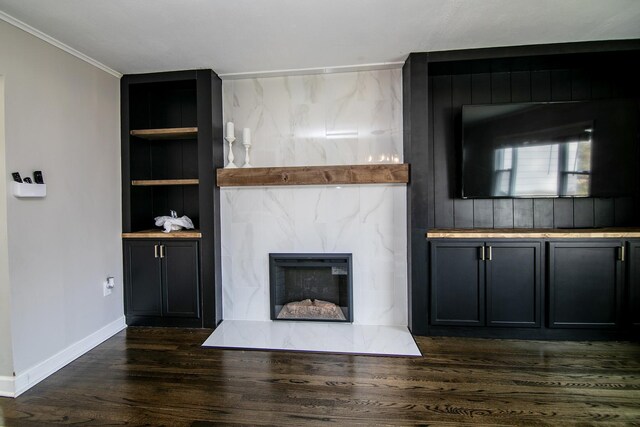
xmin=461 ymin=99 xmax=639 ymax=198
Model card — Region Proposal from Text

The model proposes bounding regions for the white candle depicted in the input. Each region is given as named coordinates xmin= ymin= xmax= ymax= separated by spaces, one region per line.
xmin=243 ymin=127 xmax=251 ymax=145
xmin=226 ymin=122 xmax=235 ymax=138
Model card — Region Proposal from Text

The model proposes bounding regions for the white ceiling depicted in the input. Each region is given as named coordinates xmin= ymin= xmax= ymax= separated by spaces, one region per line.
xmin=0 ymin=0 xmax=639 ymax=77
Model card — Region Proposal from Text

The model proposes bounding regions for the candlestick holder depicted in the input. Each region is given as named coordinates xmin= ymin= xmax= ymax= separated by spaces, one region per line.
xmin=243 ymin=141 xmax=252 ymax=168
xmin=225 ymin=136 xmax=238 ymax=168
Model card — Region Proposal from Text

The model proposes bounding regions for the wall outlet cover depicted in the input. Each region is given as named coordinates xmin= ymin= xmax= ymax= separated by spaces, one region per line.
xmin=103 ymin=279 xmax=113 ymax=297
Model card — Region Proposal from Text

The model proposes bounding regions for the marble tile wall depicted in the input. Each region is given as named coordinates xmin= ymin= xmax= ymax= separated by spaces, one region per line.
xmin=222 ymin=69 xmax=402 ymax=166
xmin=221 ymin=69 xmax=406 ymax=326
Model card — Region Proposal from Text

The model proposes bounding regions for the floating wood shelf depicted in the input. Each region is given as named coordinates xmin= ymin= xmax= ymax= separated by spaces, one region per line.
xmin=122 ymin=229 xmax=202 ymax=239
xmin=216 ymin=164 xmax=409 ymax=187
xmin=426 ymin=227 xmax=640 ymax=239
xmin=131 ymin=179 xmax=199 ymax=186
xmin=130 ymin=127 xmax=198 ymax=140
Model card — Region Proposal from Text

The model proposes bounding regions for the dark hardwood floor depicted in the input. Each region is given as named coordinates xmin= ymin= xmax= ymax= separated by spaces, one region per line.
xmin=1 ymin=327 xmax=639 ymax=426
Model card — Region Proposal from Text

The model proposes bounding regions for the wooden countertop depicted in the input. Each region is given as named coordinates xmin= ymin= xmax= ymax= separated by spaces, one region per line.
xmin=122 ymin=229 xmax=202 ymax=239
xmin=426 ymin=228 xmax=640 ymax=239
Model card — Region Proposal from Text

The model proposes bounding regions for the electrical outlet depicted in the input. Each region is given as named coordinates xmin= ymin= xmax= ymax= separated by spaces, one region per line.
xmin=103 ymin=277 xmax=115 ymax=296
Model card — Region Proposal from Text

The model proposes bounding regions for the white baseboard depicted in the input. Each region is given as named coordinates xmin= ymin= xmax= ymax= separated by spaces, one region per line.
xmin=0 ymin=375 xmax=15 ymax=398
xmin=0 ymin=316 xmax=127 ymax=398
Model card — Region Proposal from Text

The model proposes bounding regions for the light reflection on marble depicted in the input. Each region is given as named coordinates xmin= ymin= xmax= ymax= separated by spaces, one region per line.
xmin=202 ymin=320 xmax=421 ymax=357
xmin=222 ymin=69 xmax=402 ymax=168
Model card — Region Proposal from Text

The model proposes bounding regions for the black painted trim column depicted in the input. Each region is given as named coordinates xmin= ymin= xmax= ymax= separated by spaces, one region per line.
xmin=404 ymin=53 xmax=431 ymax=335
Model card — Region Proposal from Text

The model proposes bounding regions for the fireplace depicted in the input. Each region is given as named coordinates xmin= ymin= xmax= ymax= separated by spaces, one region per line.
xmin=269 ymin=254 xmax=353 ymax=322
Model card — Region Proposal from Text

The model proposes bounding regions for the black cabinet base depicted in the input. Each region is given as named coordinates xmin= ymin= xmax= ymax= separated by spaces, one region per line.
xmin=426 ymin=326 xmax=638 ymax=341
xmin=126 ymin=315 xmax=203 ymax=328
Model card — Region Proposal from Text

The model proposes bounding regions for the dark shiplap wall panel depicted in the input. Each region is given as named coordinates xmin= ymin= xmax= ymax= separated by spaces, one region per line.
xmin=473 ymin=200 xmax=494 ymax=228
xmin=427 ymin=51 xmax=640 ymax=229
xmin=405 ymin=55 xmax=432 ymax=229
xmin=594 ymin=198 xmax=615 ymax=227
xmin=511 ymin=71 xmax=531 ymax=103
xmin=491 ymin=72 xmax=511 ymax=103
xmin=454 ymin=199 xmax=474 ymax=228
xmin=615 ymin=197 xmax=634 ymax=225
xmin=571 ymin=69 xmax=590 ymax=100
xmin=551 ymin=69 xmax=572 ymax=101
xmin=531 ymin=71 xmax=551 ymax=101
xmin=574 ymin=199 xmax=595 ymax=228
xmin=514 ymin=199 xmax=534 ymax=228
xmin=494 ymin=199 xmax=515 ymax=228
xmin=553 ymin=199 xmax=574 ymax=228
xmin=533 ymin=199 xmax=554 ymax=228
xmin=471 ymin=73 xmax=491 ymax=104
xmin=591 ymin=70 xmax=612 ymax=99
xmin=452 ymin=74 xmax=473 ymax=228
xmin=426 ymin=75 xmax=436 ymax=229
xmin=432 ymin=75 xmax=454 ymax=228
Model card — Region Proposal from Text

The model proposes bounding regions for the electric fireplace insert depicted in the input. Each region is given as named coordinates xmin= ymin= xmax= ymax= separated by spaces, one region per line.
xmin=269 ymin=253 xmax=353 ymax=322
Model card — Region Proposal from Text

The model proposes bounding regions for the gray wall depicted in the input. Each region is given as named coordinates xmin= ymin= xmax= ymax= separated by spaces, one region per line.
xmin=0 ymin=21 xmax=122 ymax=375
xmin=0 ymin=75 xmax=14 ymax=378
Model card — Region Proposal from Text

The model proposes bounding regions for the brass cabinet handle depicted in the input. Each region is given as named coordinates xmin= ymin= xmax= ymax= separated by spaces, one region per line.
xmin=620 ymin=245 xmax=625 ymax=262
xmin=160 ymin=245 xmax=165 ymax=259
xmin=154 ymin=244 xmax=159 ymax=258
xmin=480 ymin=246 xmax=485 ymax=261
xmin=487 ymin=246 xmax=492 ymax=261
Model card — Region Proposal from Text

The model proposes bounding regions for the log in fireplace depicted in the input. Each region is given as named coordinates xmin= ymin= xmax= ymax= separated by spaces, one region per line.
xmin=269 ymin=253 xmax=353 ymax=322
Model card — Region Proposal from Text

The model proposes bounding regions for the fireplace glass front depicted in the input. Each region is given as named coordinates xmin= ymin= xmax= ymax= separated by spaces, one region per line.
xmin=269 ymin=253 xmax=353 ymax=322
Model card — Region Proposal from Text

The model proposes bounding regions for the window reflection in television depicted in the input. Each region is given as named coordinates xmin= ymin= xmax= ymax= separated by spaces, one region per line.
xmin=562 ymin=138 xmax=592 ymax=196
xmin=491 ymin=131 xmax=591 ymax=197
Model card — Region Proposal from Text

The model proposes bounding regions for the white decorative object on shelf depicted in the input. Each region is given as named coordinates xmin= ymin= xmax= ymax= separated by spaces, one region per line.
xmin=154 ymin=210 xmax=195 ymax=233
xmin=242 ymin=127 xmax=252 ymax=168
xmin=225 ymin=121 xmax=238 ymax=168
xmin=11 ymin=182 xmax=46 ymax=198
xmin=225 ymin=136 xmax=237 ymax=168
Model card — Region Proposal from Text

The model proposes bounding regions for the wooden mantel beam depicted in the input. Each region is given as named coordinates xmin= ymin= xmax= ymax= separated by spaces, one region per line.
xmin=216 ymin=164 xmax=409 ymax=187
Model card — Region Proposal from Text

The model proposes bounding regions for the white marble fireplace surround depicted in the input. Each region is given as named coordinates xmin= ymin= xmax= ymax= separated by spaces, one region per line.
xmin=211 ymin=69 xmax=414 ymax=355
xmin=221 ymin=184 xmax=407 ymax=325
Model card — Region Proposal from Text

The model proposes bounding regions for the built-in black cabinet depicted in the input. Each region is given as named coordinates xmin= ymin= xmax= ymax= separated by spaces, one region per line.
xmin=430 ymin=240 xmax=541 ymax=328
xmin=125 ymin=240 xmax=163 ymax=317
xmin=626 ymin=240 xmax=640 ymax=328
xmin=404 ymin=41 xmax=640 ymax=336
xmin=124 ymin=240 xmax=200 ymax=326
xmin=548 ymin=241 xmax=624 ymax=329
xmin=428 ymin=235 xmax=640 ymax=339
xmin=121 ymin=70 xmax=223 ymax=328
xmin=430 ymin=241 xmax=484 ymax=326
xmin=486 ymin=242 xmax=541 ymax=327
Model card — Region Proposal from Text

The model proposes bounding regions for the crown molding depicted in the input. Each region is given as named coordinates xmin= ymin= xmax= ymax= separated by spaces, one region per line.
xmin=0 ymin=10 xmax=122 ymax=78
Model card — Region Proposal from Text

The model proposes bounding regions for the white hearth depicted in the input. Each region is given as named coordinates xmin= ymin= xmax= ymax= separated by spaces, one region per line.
xmin=203 ymin=321 xmax=421 ymax=357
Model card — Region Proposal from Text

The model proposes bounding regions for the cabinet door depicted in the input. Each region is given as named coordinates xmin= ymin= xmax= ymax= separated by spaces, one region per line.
xmin=124 ymin=240 xmax=162 ymax=316
xmin=486 ymin=242 xmax=541 ymax=327
xmin=430 ymin=241 xmax=485 ymax=326
xmin=161 ymin=240 xmax=200 ymax=318
xmin=629 ymin=241 xmax=640 ymax=327
xmin=548 ymin=241 xmax=623 ymax=328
